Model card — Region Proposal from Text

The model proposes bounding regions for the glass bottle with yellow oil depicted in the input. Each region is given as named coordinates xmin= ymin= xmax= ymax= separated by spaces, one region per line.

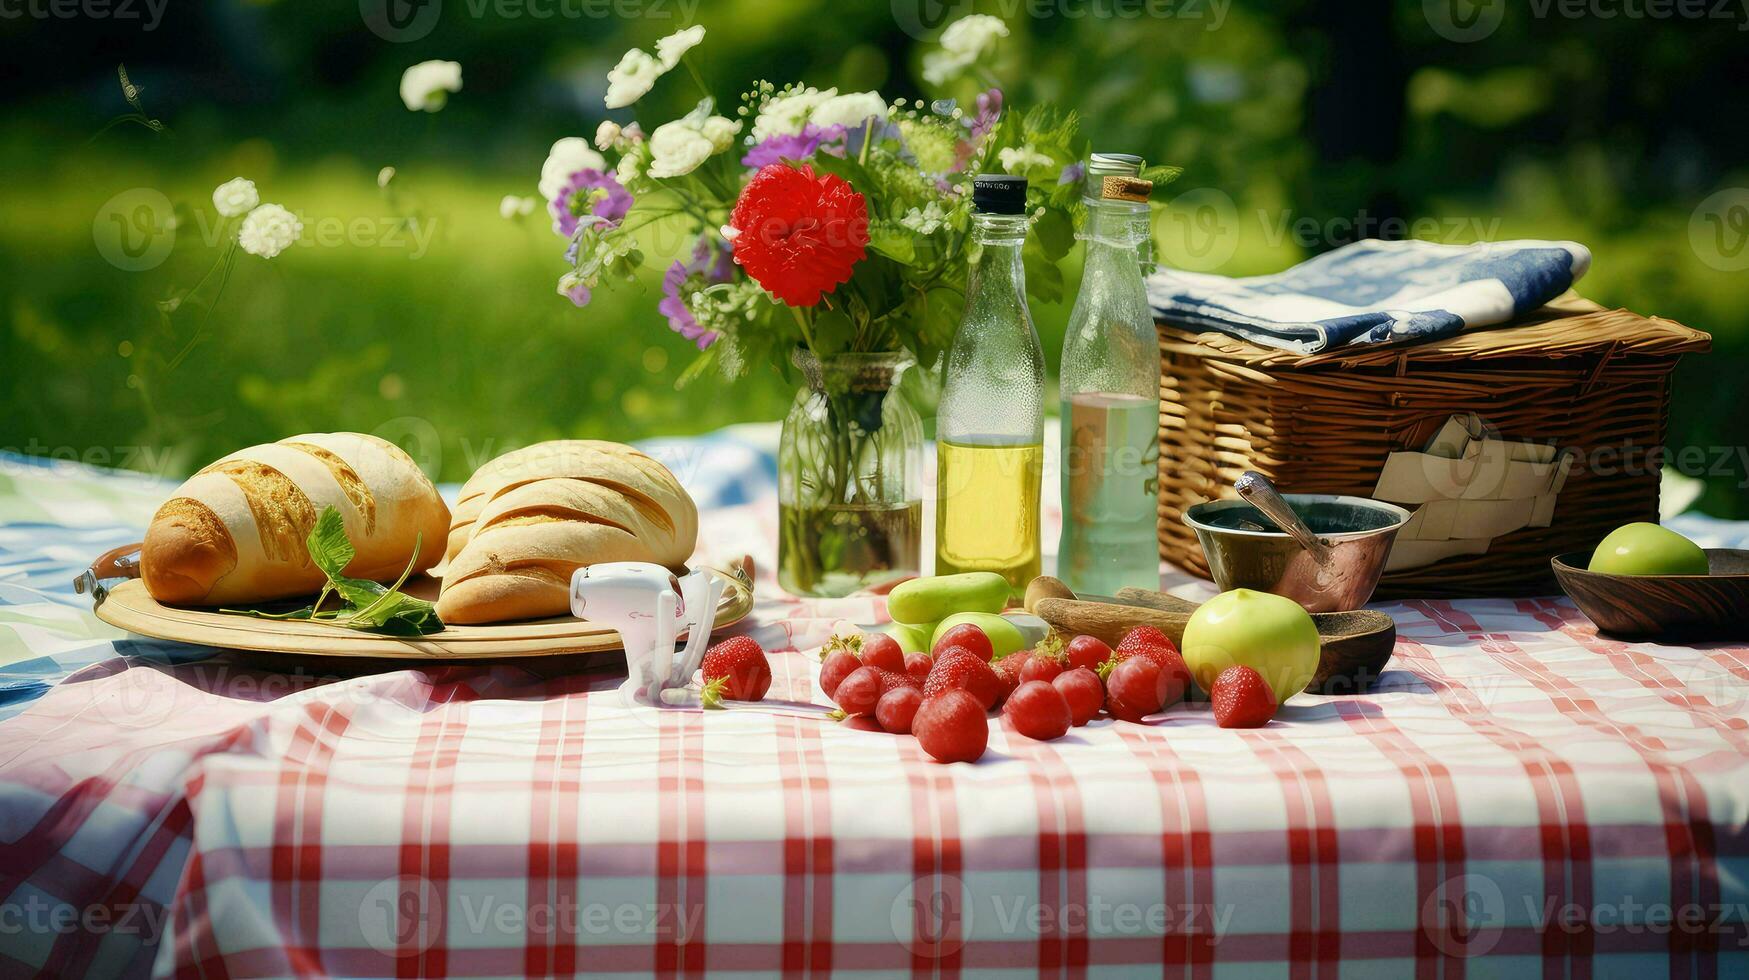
xmin=934 ymin=175 xmax=1044 ymax=594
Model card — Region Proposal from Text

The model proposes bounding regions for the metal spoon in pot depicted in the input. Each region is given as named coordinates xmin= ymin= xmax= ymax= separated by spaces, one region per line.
xmin=1235 ymin=470 xmax=1334 ymax=566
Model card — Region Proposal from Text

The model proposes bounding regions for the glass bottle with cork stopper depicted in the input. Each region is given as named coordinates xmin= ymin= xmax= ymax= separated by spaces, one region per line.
xmin=1057 ymin=153 xmax=1162 ymax=595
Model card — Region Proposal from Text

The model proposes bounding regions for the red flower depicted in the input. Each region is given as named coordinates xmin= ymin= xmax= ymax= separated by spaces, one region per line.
xmin=727 ymin=164 xmax=870 ymax=307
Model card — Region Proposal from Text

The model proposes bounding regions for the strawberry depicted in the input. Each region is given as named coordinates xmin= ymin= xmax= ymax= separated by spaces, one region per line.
xmin=1113 ymin=626 xmax=1191 ymax=707
xmin=1211 ymin=665 xmax=1276 ymax=729
xmin=875 ymin=667 xmax=920 ymax=695
xmin=1003 ymin=680 xmax=1071 ymax=741
xmin=1116 ymin=625 xmax=1175 ymax=659
xmin=1104 ymin=657 xmax=1167 ymax=723
xmin=913 ymin=689 xmax=988 ymax=763
xmin=924 ymin=653 xmax=1002 ymax=710
xmin=701 ymin=636 xmax=770 ymax=707
xmin=1065 ymin=634 xmax=1112 ymax=674
xmin=875 ymin=687 xmax=923 ymax=734
xmin=860 ymin=633 xmax=906 ymax=673
xmin=1020 ymin=653 xmax=1065 ymax=685
xmin=932 ymin=623 xmax=993 ymax=662
xmin=819 ymin=649 xmax=861 ymax=701
xmin=834 ymin=666 xmax=884 ymax=716
xmin=1052 ymin=667 xmax=1104 ymax=726
xmin=903 ymin=652 xmax=934 ymax=679
xmin=991 ymin=653 xmax=1028 ymax=707
xmin=932 ymin=644 xmax=981 ymax=669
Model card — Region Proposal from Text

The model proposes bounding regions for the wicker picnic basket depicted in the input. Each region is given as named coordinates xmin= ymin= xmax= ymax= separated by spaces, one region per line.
xmin=1155 ymin=294 xmax=1712 ymax=598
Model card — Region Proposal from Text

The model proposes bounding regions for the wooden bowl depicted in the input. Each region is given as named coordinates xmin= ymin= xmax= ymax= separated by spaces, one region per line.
xmin=1552 ymin=550 xmax=1749 ymax=641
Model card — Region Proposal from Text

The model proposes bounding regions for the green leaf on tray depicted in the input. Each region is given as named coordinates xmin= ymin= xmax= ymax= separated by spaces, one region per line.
xmin=222 ymin=506 xmax=443 ymax=635
xmin=306 ymin=506 xmax=355 ymax=580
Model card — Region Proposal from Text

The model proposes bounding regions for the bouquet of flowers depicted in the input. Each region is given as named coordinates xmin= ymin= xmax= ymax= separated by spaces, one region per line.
xmin=540 ymin=16 xmax=1111 ymax=371
xmin=532 ymin=14 xmax=1173 ymax=593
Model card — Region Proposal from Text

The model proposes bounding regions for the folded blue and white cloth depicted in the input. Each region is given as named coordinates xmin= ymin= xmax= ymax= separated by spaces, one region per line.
xmin=1147 ymin=238 xmax=1592 ymax=354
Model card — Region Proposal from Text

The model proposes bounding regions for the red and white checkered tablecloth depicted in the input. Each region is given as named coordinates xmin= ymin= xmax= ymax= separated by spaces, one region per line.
xmin=2 ymin=450 xmax=1748 ymax=977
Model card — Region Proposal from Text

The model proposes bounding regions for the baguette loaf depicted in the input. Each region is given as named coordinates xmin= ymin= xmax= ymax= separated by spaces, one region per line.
xmin=436 ymin=441 xmax=697 ymax=624
xmin=142 ymin=432 xmax=450 ymax=606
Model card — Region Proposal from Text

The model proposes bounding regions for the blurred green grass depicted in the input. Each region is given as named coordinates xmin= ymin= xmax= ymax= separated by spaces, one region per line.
xmin=2 ymin=152 xmax=799 ymax=481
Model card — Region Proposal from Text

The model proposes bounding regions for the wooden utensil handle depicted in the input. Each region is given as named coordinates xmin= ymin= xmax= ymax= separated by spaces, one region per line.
xmin=1032 ymin=597 xmax=1192 ymax=647
xmin=1112 ymin=587 xmax=1204 ymax=615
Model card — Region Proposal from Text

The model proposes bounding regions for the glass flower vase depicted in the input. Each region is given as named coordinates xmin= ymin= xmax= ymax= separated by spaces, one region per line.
xmin=778 ymin=350 xmax=924 ymax=597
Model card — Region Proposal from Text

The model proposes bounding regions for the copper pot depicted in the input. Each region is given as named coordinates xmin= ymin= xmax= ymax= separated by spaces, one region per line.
xmin=1182 ymin=495 xmax=1411 ymax=612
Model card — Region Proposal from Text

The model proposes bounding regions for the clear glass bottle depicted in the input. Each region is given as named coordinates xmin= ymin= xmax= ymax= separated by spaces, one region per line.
xmin=1057 ymin=154 xmax=1161 ymax=595
xmin=778 ymin=350 xmax=923 ymax=597
xmin=935 ymin=175 xmax=1045 ymax=595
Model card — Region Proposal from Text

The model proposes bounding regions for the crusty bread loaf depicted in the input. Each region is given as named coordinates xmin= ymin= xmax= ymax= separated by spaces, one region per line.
xmin=436 ymin=440 xmax=697 ymax=624
xmin=142 ymin=432 xmax=450 ymax=606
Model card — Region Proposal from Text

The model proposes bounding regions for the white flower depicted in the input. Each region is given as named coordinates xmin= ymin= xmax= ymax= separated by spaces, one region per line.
xmin=539 ymin=137 xmax=607 ymax=201
xmin=499 ymin=195 xmax=536 ymax=219
xmin=998 ymin=145 xmax=1053 ymax=174
xmin=810 ymin=91 xmax=888 ymax=130
xmin=399 ymin=60 xmax=461 ymax=112
xmin=237 ymin=203 xmax=302 ymax=259
xmin=595 ymin=120 xmax=622 ymax=151
xmin=647 ymin=119 xmax=715 ymax=178
xmin=211 ymin=177 xmax=258 ymax=218
xmin=751 ymin=86 xmax=836 ymax=141
xmin=605 ymin=48 xmax=662 ymax=109
xmin=941 ymin=14 xmax=1009 ymax=56
xmin=655 ymin=25 xmax=705 ymax=70
xmin=615 ymin=151 xmax=643 ymax=186
xmin=376 ymin=166 xmax=397 ymax=188
xmin=922 ymin=14 xmax=1009 ymax=84
xmin=700 ymin=115 xmax=741 ymax=152
xmin=900 ymin=201 xmax=947 ymax=235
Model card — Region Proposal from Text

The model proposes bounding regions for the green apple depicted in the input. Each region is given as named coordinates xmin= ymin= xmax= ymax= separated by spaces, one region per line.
xmin=1181 ymin=589 xmax=1321 ymax=705
xmin=1588 ymin=522 xmax=1708 ymax=576
xmin=884 ymin=620 xmax=937 ymax=654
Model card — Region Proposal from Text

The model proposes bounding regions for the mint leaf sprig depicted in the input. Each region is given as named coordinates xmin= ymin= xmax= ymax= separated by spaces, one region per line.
xmin=222 ymin=506 xmax=442 ymax=635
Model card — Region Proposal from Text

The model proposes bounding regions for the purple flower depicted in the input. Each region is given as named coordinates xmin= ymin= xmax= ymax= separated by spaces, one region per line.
xmin=658 ymin=236 xmax=734 ymax=350
xmin=741 ymin=124 xmax=846 ymax=168
xmin=1058 ymin=161 xmax=1085 ymax=185
xmin=559 ymin=275 xmax=591 ymax=307
xmin=548 ymin=168 xmax=633 ymax=239
xmin=969 ymin=88 xmax=1002 ymax=139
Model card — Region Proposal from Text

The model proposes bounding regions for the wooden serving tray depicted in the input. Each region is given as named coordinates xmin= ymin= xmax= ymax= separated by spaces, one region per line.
xmin=85 ymin=553 xmax=755 ymax=660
